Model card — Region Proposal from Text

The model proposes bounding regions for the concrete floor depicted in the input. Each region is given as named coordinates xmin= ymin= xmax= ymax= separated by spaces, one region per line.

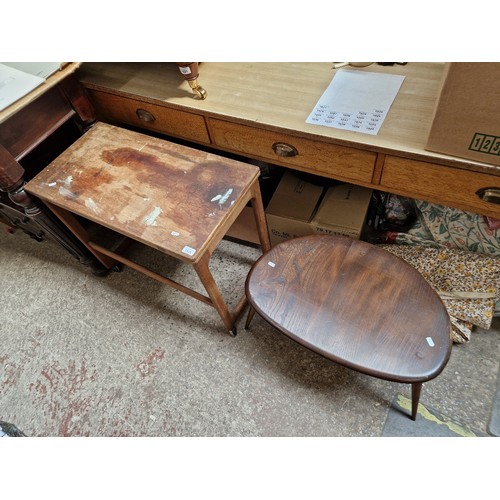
xmin=1 ymin=226 xmax=500 ymax=439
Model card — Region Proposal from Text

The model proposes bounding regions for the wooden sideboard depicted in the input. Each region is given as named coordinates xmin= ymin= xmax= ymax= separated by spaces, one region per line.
xmin=0 ymin=63 xmax=107 ymax=271
xmin=76 ymin=62 xmax=500 ymax=219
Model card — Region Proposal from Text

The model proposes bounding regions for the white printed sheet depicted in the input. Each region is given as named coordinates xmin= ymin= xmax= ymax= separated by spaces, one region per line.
xmin=306 ymin=69 xmax=405 ymax=135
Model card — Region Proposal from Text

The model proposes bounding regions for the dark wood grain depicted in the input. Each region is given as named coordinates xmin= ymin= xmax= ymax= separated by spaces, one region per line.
xmin=246 ymin=235 xmax=452 ymax=386
xmin=0 ymin=87 xmax=75 ymax=161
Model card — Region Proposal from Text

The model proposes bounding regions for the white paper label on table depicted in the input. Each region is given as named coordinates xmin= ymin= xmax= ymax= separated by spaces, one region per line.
xmin=182 ymin=246 xmax=196 ymax=256
xmin=306 ymin=69 xmax=405 ymax=135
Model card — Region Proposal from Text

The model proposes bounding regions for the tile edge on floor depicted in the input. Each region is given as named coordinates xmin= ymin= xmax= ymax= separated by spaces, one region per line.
xmin=382 ymin=394 xmax=488 ymax=437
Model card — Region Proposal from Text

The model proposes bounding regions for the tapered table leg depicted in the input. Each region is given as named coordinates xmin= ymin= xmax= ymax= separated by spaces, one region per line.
xmin=193 ymin=252 xmax=239 ymax=335
xmin=245 ymin=307 xmax=256 ymax=330
xmin=411 ymin=382 xmax=423 ymax=421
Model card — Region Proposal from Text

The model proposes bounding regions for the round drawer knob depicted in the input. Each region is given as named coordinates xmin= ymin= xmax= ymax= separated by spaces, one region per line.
xmin=136 ymin=108 xmax=156 ymax=123
xmin=476 ymin=187 xmax=500 ymax=204
xmin=272 ymin=142 xmax=298 ymax=157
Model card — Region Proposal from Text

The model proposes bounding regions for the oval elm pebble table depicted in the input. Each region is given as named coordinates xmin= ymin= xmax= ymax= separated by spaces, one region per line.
xmin=245 ymin=235 xmax=452 ymax=420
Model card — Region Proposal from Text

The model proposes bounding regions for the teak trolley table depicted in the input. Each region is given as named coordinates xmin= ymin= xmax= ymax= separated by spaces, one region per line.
xmin=25 ymin=122 xmax=271 ymax=334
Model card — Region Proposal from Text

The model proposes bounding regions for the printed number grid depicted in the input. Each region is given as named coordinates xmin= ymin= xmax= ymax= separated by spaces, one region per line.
xmin=469 ymin=133 xmax=500 ymax=156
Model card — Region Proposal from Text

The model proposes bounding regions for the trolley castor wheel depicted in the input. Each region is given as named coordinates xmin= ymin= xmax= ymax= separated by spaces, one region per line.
xmin=91 ymin=262 xmax=123 ymax=277
xmin=112 ymin=263 xmax=124 ymax=273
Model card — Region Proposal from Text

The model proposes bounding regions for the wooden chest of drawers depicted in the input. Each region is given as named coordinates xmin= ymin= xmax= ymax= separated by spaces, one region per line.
xmin=77 ymin=62 xmax=500 ymax=220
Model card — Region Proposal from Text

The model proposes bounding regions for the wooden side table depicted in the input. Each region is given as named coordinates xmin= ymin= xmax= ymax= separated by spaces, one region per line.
xmin=25 ymin=122 xmax=271 ymax=334
xmin=245 ymin=235 xmax=452 ymax=419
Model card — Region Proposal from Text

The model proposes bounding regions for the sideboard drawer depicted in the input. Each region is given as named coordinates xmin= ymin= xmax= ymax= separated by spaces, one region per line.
xmin=381 ymin=156 xmax=500 ymax=217
xmin=87 ymin=90 xmax=211 ymax=145
xmin=208 ymin=118 xmax=376 ymax=184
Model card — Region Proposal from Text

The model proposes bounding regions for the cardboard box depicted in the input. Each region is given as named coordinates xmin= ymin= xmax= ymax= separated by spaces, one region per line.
xmin=265 ymin=172 xmax=324 ymax=246
xmin=312 ymin=183 xmax=373 ymax=239
xmin=265 ymin=172 xmax=372 ymax=245
xmin=226 ymin=205 xmax=261 ymax=245
xmin=426 ymin=63 xmax=500 ymax=166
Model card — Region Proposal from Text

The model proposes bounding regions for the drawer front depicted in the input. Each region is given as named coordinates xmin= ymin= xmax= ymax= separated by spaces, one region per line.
xmin=381 ymin=156 xmax=500 ymax=217
xmin=87 ymin=90 xmax=211 ymax=144
xmin=208 ymin=118 xmax=376 ymax=184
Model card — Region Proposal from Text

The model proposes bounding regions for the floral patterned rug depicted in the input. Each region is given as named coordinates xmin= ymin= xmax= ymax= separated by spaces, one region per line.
xmin=376 ymin=199 xmax=500 ymax=343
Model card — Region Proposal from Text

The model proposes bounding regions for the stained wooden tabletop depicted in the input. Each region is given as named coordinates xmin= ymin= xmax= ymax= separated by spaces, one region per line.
xmin=246 ymin=235 xmax=452 ymax=383
xmin=25 ymin=122 xmax=259 ymax=262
